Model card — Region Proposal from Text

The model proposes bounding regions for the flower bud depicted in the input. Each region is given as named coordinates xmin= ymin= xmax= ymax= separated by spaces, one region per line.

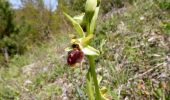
xmin=85 ymin=0 xmax=97 ymax=13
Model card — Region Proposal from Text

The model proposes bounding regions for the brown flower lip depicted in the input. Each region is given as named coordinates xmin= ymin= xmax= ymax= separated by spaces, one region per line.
xmin=67 ymin=44 xmax=84 ymax=66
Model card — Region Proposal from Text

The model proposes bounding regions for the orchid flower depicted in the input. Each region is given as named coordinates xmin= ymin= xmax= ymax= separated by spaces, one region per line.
xmin=64 ymin=8 xmax=100 ymax=66
xmin=64 ymin=0 xmax=107 ymax=99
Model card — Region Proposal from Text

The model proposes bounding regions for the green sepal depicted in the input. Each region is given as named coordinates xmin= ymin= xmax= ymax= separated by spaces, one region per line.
xmin=64 ymin=12 xmax=85 ymax=37
xmin=73 ymin=13 xmax=85 ymax=26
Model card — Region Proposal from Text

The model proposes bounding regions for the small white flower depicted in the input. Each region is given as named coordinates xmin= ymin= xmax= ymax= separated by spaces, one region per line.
xmin=140 ymin=16 xmax=145 ymax=20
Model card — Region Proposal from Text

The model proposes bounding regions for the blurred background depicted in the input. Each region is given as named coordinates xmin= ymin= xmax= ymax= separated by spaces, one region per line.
xmin=0 ymin=0 xmax=170 ymax=99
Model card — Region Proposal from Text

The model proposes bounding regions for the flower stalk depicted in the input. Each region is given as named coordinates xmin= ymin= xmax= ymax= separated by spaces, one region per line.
xmin=64 ymin=0 xmax=102 ymax=99
xmin=86 ymin=68 xmax=94 ymax=100
xmin=88 ymin=56 xmax=101 ymax=100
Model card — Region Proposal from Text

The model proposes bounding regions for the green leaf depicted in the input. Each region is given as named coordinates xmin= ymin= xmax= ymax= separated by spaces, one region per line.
xmin=82 ymin=45 xmax=100 ymax=56
xmin=160 ymin=22 xmax=170 ymax=35
xmin=86 ymin=71 xmax=95 ymax=100
xmin=90 ymin=7 xmax=99 ymax=34
xmin=100 ymin=39 xmax=106 ymax=54
xmin=64 ymin=12 xmax=85 ymax=37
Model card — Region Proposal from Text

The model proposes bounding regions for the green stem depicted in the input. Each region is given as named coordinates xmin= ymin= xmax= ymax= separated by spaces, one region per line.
xmin=88 ymin=56 xmax=102 ymax=100
xmin=86 ymin=15 xmax=91 ymax=35
xmin=86 ymin=13 xmax=93 ymax=35
xmin=86 ymin=10 xmax=101 ymax=100
xmin=86 ymin=68 xmax=95 ymax=100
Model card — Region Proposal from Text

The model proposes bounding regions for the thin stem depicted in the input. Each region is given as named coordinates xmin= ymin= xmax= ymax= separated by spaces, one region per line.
xmin=86 ymin=15 xmax=91 ymax=35
xmin=88 ymin=56 xmax=102 ymax=100
xmin=86 ymin=68 xmax=94 ymax=100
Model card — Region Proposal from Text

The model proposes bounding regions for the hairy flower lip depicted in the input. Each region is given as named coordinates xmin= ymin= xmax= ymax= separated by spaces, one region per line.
xmin=67 ymin=48 xmax=84 ymax=66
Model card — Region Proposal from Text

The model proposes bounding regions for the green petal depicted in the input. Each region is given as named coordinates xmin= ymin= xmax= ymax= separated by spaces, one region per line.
xmin=82 ymin=45 xmax=100 ymax=56
xmin=64 ymin=12 xmax=85 ymax=37
xmin=90 ymin=7 xmax=100 ymax=34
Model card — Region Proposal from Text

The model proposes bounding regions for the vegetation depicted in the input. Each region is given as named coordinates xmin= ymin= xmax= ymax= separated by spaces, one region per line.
xmin=0 ymin=0 xmax=170 ymax=99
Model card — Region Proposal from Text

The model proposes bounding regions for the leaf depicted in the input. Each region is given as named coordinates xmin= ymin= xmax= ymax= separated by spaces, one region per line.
xmin=90 ymin=7 xmax=99 ymax=34
xmin=86 ymin=71 xmax=95 ymax=100
xmin=100 ymin=39 xmax=106 ymax=54
xmin=64 ymin=12 xmax=85 ymax=37
xmin=160 ymin=22 xmax=170 ymax=35
xmin=82 ymin=45 xmax=100 ymax=56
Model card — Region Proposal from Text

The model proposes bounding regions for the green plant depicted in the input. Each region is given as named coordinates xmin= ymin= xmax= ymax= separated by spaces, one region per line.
xmin=160 ymin=22 xmax=170 ymax=35
xmin=0 ymin=0 xmax=16 ymax=62
xmin=64 ymin=0 xmax=110 ymax=99
xmin=155 ymin=0 xmax=170 ymax=10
